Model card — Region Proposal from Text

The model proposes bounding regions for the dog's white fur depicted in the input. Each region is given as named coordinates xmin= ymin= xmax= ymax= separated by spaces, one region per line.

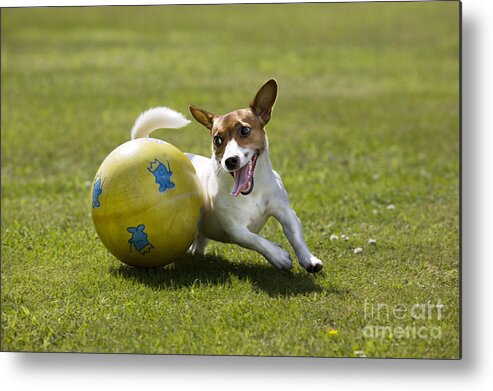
xmin=131 ymin=107 xmax=323 ymax=272
xmin=131 ymin=107 xmax=190 ymax=139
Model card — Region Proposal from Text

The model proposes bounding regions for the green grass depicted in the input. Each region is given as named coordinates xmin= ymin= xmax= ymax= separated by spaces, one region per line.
xmin=1 ymin=2 xmax=460 ymax=358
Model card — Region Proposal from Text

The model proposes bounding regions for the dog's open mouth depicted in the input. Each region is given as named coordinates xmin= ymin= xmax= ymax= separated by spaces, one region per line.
xmin=230 ymin=152 xmax=259 ymax=197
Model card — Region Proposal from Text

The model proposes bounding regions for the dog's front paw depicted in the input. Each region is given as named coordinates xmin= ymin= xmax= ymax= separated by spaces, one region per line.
xmin=268 ymin=246 xmax=293 ymax=270
xmin=301 ymin=255 xmax=323 ymax=273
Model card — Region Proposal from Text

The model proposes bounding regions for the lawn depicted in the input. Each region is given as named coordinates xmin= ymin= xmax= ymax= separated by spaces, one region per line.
xmin=1 ymin=2 xmax=460 ymax=358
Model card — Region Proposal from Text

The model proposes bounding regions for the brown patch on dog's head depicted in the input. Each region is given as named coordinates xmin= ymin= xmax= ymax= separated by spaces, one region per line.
xmin=210 ymin=109 xmax=266 ymax=160
xmin=189 ymin=79 xmax=278 ymax=160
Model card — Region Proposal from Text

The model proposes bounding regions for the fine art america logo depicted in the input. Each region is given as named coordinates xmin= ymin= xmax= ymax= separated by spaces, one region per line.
xmin=362 ymin=299 xmax=445 ymax=340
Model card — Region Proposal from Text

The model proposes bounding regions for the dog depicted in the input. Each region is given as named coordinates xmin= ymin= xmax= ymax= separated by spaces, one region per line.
xmin=130 ymin=79 xmax=323 ymax=273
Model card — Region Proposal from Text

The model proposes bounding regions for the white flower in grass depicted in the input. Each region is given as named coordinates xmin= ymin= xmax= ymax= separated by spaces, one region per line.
xmin=387 ymin=204 xmax=395 ymax=210
xmin=330 ymin=234 xmax=339 ymax=241
xmin=353 ymin=247 xmax=363 ymax=254
xmin=368 ymin=238 xmax=377 ymax=245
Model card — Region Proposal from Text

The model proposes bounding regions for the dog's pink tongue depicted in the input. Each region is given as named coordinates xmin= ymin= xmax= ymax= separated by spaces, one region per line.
xmin=231 ymin=165 xmax=250 ymax=196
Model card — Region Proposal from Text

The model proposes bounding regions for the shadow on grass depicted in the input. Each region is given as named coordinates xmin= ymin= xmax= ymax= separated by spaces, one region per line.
xmin=110 ymin=253 xmax=344 ymax=297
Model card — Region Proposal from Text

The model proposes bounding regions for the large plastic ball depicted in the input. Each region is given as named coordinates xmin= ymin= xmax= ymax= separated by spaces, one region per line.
xmin=91 ymin=138 xmax=203 ymax=267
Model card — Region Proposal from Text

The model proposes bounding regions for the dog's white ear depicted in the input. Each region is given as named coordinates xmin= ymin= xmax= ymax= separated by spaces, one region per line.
xmin=250 ymin=79 xmax=278 ymax=125
xmin=189 ymin=105 xmax=216 ymax=130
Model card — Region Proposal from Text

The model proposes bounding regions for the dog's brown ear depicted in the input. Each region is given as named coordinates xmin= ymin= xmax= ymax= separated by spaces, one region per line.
xmin=250 ymin=79 xmax=278 ymax=125
xmin=189 ymin=105 xmax=216 ymax=130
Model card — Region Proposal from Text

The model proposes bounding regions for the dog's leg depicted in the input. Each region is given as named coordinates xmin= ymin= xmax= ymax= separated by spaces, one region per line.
xmin=224 ymin=224 xmax=293 ymax=270
xmin=189 ymin=233 xmax=209 ymax=255
xmin=273 ymin=208 xmax=323 ymax=273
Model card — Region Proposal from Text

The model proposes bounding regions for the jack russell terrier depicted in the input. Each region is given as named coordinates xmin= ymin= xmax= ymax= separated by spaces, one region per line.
xmin=131 ymin=79 xmax=323 ymax=273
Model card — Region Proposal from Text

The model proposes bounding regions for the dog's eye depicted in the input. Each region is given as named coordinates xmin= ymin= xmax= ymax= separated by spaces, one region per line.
xmin=239 ymin=126 xmax=251 ymax=137
xmin=213 ymin=136 xmax=223 ymax=147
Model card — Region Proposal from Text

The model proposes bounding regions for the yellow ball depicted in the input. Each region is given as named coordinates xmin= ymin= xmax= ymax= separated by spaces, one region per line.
xmin=91 ymin=138 xmax=203 ymax=267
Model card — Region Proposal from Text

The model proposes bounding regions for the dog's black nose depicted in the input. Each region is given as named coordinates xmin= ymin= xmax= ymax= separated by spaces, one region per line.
xmin=225 ymin=156 xmax=239 ymax=170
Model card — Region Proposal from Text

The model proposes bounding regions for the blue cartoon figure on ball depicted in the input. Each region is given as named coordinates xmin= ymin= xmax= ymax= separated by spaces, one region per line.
xmin=148 ymin=159 xmax=175 ymax=193
xmin=127 ymin=224 xmax=153 ymax=255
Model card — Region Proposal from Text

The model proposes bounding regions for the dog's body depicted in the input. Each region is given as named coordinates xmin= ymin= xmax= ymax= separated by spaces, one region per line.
xmin=131 ymin=79 xmax=323 ymax=272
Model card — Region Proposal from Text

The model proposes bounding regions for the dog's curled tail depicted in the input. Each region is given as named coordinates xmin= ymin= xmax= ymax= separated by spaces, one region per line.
xmin=131 ymin=107 xmax=190 ymax=139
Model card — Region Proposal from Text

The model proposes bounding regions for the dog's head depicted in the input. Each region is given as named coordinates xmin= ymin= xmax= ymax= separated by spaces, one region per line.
xmin=189 ymin=79 xmax=277 ymax=196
